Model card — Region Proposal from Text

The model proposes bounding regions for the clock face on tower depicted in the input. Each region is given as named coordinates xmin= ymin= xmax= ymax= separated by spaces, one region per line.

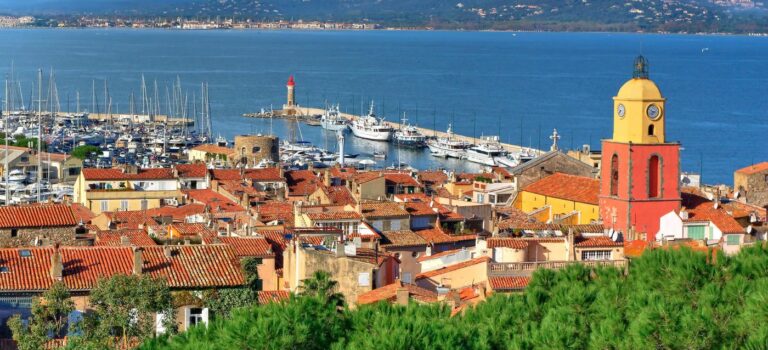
xmin=617 ymin=104 xmax=626 ymax=118
xmin=646 ymin=104 xmax=661 ymax=120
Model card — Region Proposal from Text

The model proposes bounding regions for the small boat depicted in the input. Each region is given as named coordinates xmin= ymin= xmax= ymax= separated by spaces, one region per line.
xmin=393 ymin=114 xmax=426 ymax=148
xmin=320 ymin=104 xmax=348 ymax=131
xmin=426 ymin=124 xmax=471 ymax=159
xmin=350 ymin=101 xmax=392 ymax=141
xmin=373 ymin=151 xmax=387 ymax=159
xmin=466 ymin=137 xmax=509 ymax=166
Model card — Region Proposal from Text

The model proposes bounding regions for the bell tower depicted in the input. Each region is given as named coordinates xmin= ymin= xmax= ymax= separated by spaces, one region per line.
xmin=599 ymin=56 xmax=681 ymax=242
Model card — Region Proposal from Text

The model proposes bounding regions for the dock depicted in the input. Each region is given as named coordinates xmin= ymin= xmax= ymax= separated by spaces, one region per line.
xmin=244 ymin=106 xmax=540 ymax=155
xmin=87 ymin=113 xmax=194 ymax=126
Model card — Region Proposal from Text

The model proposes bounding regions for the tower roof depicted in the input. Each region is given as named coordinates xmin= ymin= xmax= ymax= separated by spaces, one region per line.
xmin=286 ymin=75 xmax=295 ymax=87
xmin=616 ymin=55 xmax=662 ymax=100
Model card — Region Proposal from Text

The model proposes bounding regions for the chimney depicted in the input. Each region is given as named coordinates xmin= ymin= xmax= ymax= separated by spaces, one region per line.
xmin=336 ymin=240 xmax=346 ymax=257
xmin=120 ymin=235 xmax=131 ymax=246
xmin=132 ymin=247 xmax=144 ymax=275
xmin=50 ymin=243 xmax=63 ymax=280
xmin=184 ymin=239 xmax=191 ymax=245
xmin=164 ymin=245 xmax=173 ymax=258
xmin=396 ymin=286 xmax=410 ymax=306
xmin=324 ymin=169 xmax=331 ymax=187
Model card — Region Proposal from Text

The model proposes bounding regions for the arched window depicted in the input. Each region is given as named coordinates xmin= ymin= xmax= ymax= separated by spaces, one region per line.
xmin=610 ymin=154 xmax=619 ymax=197
xmin=648 ymin=155 xmax=661 ymax=198
xmin=251 ymin=146 xmax=261 ymax=153
xmin=648 ymin=124 xmax=655 ymax=136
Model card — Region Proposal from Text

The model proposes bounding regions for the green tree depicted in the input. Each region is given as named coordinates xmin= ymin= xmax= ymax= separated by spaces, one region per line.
xmin=69 ymin=274 xmax=175 ymax=349
xmin=298 ymin=270 xmax=345 ymax=308
xmin=71 ymin=145 xmax=101 ymax=160
xmin=204 ymin=257 xmax=262 ymax=319
xmin=8 ymin=281 xmax=74 ymax=350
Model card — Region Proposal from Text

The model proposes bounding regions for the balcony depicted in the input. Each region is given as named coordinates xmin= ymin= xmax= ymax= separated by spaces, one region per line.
xmin=488 ymin=259 xmax=627 ymax=276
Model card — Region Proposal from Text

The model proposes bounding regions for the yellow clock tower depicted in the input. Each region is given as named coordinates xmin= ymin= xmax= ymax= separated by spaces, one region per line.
xmin=611 ymin=56 xmax=666 ymax=144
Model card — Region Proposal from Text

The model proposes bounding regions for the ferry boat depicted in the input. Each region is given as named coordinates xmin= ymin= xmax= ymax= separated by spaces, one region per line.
xmin=350 ymin=101 xmax=392 ymax=141
xmin=320 ymin=104 xmax=348 ymax=131
xmin=427 ymin=124 xmax=471 ymax=159
xmin=393 ymin=115 xmax=426 ymax=148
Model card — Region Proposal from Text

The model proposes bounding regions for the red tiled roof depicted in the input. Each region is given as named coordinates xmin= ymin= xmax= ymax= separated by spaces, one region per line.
xmin=211 ymin=169 xmax=242 ymax=181
xmin=486 ymin=237 xmax=529 ymax=249
xmin=95 ymin=229 xmax=157 ymax=247
xmin=489 ymin=276 xmax=530 ymax=291
xmin=81 ymin=168 xmax=175 ymax=181
xmin=324 ymin=185 xmax=356 ymax=206
xmin=379 ymin=230 xmax=427 ymax=247
xmin=404 ymin=201 xmax=439 ymax=217
xmin=171 ymin=223 xmax=216 ymax=237
xmin=357 ymin=280 xmax=437 ymax=305
xmin=0 ymin=204 xmax=78 ymax=228
xmin=624 ymin=240 xmax=652 ymax=258
xmin=255 ymin=201 xmax=294 ymax=225
xmin=330 ymin=167 xmax=358 ymax=181
xmin=145 ymin=204 xmax=207 ymax=222
xmin=414 ymin=227 xmax=476 ymax=245
xmin=353 ymin=171 xmax=383 ymax=184
xmin=218 ymin=236 xmax=274 ymax=258
xmin=244 ymin=168 xmax=283 ymax=182
xmin=384 ymin=173 xmax=421 ymax=187
xmin=285 ymin=170 xmax=320 ymax=196
xmin=522 ymin=173 xmax=600 ymax=205
xmin=456 ymin=172 xmax=494 ymax=184
xmin=102 ymin=210 xmax=159 ymax=229
xmin=682 ymin=192 xmax=745 ymax=234
xmin=415 ymin=257 xmax=490 ymax=280
xmin=575 ymin=236 xmax=623 ymax=248
xmin=257 ymin=290 xmax=290 ymax=304
xmin=735 ymin=162 xmax=768 ymax=175
xmin=191 ymin=144 xmax=234 ymax=155
xmin=394 ymin=193 xmax=431 ymax=202
xmin=184 ymin=189 xmax=245 ymax=213
xmin=141 ymin=245 xmax=245 ymax=288
xmin=360 ymin=202 xmax=409 ymax=218
xmin=175 ymin=163 xmax=208 ymax=178
xmin=418 ymin=171 xmax=448 ymax=185
xmin=70 ymin=203 xmax=96 ymax=223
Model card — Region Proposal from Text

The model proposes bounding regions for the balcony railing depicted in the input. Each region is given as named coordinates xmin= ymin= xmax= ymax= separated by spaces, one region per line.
xmin=488 ymin=259 xmax=627 ymax=276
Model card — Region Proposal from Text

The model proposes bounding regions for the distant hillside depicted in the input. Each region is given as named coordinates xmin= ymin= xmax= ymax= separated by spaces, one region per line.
xmin=2 ymin=0 xmax=768 ymax=33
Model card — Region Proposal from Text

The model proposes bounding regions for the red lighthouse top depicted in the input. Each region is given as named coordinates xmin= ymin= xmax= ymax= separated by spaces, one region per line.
xmin=286 ymin=75 xmax=295 ymax=87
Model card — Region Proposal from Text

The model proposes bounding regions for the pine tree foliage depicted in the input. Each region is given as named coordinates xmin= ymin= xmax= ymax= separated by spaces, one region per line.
xmin=134 ymin=244 xmax=768 ymax=349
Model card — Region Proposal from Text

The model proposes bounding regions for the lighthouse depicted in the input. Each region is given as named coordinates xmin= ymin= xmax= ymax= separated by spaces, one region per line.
xmin=285 ymin=75 xmax=296 ymax=108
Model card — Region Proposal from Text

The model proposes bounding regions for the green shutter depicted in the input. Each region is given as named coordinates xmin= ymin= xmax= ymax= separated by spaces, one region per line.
xmin=688 ymin=225 xmax=706 ymax=240
xmin=727 ymin=235 xmax=740 ymax=246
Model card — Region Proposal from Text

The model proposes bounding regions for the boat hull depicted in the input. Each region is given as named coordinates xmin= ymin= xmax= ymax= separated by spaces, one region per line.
xmin=351 ymin=127 xmax=391 ymax=141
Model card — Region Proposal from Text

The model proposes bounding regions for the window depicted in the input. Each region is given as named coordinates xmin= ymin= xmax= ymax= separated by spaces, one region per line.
xmin=19 ymin=250 xmax=31 ymax=257
xmin=0 ymin=266 xmax=8 ymax=273
xmin=610 ymin=154 xmax=619 ymax=196
xmin=411 ymin=251 xmax=420 ymax=258
xmin=648 ymin=155 xmax=661 ymax=198
xmin=141 ymin=199 xmax=148 ymax=211
xmin=581 ymin=250 xmax=611 ymax=261
xmin=120 ymin=200 xmax=129 ymax=211
xmin=68 ymin=167 xmax=81 ymax=176
xmin=477 ymin=194 xmax=485 ymax=203
xmin=188 ymin=308 xmax=205 ymax=328
xmin=10 ymin=229 xmax=18 ymax=238
xmin=100 ymin=200 xmax=108 ymax=212
xmin=727 ymin=235 xmax=740 ymax=246
xmin=688 ymin=225 xmax=706 ymax=240
xmin=648 ymin=124 xmax=655 ymax=136
xmin=402 ymin=272 xmax=412 ymax=284
xmin=251 ymin=146 xmax=261 ymax=153
xmin=358 ymin=272 xmax=370 ymax=287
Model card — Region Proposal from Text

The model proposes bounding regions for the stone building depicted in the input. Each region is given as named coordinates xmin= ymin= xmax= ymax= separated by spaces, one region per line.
xmin=233 ymin=135 xmax=280 ymax=167
xmin=0 ymin=204 xmax=85 ymax=248
xmin=507 ymin=150 xmax=596 ymax=190
xmin=734 ymin=162 xmax=768 ymax=208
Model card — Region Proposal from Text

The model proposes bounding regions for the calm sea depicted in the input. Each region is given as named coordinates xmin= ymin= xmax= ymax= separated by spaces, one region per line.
xmin=0 ymin=29 xmax=765 ymax=184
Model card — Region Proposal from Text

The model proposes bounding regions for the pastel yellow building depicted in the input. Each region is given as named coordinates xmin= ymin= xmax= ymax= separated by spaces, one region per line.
xmin=612 ymin=56 xmax=667 ymax=144
xmin=514 ymin=173 xmax=600 ymax=225
xmin=74 ymin=166 xmax=182 ymax=214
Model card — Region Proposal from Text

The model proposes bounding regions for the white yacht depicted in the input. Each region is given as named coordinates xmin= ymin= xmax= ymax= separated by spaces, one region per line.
xmin=393 ymin=115 xmax=426 ymax=148
xmin=350 ymin=102 xmax=392 ymax=141
xmin=320 ymin=104 xmax=348 ymax=131
xmin=427 ymin=124 xmax=471 ymax=159
xmin=465 ymin=136 xmax=510 ymax=166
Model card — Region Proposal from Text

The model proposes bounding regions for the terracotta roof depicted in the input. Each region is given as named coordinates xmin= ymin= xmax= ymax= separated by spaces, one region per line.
xmin=70 ymin=203 xmax=96 ymax=223
xmin=384 ymin=173 xmax=421 ymax=188
xmin=170 ymin=223 xmax=216 ymax=237
xmin=175 ymin=163 xmax=208 ymax=178
xmin=682 ymin=192 xmax=745 ymax=234
xmin=522 ymin=172 xmax=600 ymax=205
xmin=489 ymin=276 xmax=530 ymax=291
xmin=491 ymin=167 xmax=513 ymax=179
xmin=418 ymin=171 xmax=448 ymax=186
xmin=191 ymin=144 xmax=233 ymax=155
xmin=184 ymin=189 xmax=245 ymax=213
xmin=415 ymin=257 xmax=490 ymax=280
xmin=144 ymin=204 xmax=207 ymax=222
xmin=211 ymin=169 xmax=242 ymax=181
xmin=0 ymin=204 xmax=78 ymax=228
xmin=102 ymin=210 xmax=159 ymax=229
xmin=379 ymin=230 xmax=427 ymax=247
xmin=218 ymin=236 xmax=274 ymax=258
xmin=141 ymin=245 xmax=245 ymax=288
xmin=624 ymin=240 xmax=652 ymax=258
xmin=353 ymin=172 xmax=383 ymax=184
xmin=735 ymin=162 xmax=768 ymax=175
xmin=394 ymin=193 xmax=431 ymax=202
xmin=286 ymin=170 xmax=320 ymax=196
xmin=357 ymin=280 xmax=437 ymax=305
xmin=486 ymin=237 xmax=529 ymax=249
xmin=414 ymin=227 xmax=476 ymax=245
xmin=257 ymin=290 xmax=290 ymax=304
xmin=456 ymin=172 xmax=493 ymax=184
xmin=306 ymin=211 xmax=362 ymax=221
xmin=81 ymin=168 xmax=176 ymax=181
xmin=360 ymin=202 xmax=409 ymax=218
xmin=245 ymin=168 xmax=283 ymax=182
xmin=255 ymin=202 xmax=294 ymax=225
xmin=574 ymin=236 xmax=623 ymax=248
xmin=95 ymin=229 xmax=157 ymax=246
xmin=404 ymin=201 xmax=439 ymax=217
xmin=324 ymin=185 xmax=356 ymax=206
xmin=330 ymin=166 xmax=357 ymax=181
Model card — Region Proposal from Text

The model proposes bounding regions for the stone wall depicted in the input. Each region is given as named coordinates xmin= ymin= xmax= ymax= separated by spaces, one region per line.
xmin=514 ymin=152 xmax=596 ymax=189
xmin=0 ymin=226 xmax=79 ymax=248
xmin=735 ymin=170 xmax=768 ymax=208
xmin=302 ymin=249 xmax=377 ymax=304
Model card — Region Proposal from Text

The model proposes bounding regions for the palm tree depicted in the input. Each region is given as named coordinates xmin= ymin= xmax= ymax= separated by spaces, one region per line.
xmin=298 ymin=270 xmax=345 ymax=307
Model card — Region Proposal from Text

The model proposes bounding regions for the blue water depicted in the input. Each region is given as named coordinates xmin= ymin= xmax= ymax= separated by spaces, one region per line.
xmin=0 ymin=29 xmax=766 ymax=184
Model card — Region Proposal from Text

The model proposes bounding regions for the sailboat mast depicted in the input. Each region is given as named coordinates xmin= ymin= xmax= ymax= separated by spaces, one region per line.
xmin=4 ymin=78 xmax=9 ymax=205
xmin=37 ymin=69 xmax=42 ymax=203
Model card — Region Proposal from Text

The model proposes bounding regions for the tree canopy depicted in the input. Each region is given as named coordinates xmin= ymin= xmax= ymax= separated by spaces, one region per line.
xmin=140 ymin=244 xmax=768 ymax=349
